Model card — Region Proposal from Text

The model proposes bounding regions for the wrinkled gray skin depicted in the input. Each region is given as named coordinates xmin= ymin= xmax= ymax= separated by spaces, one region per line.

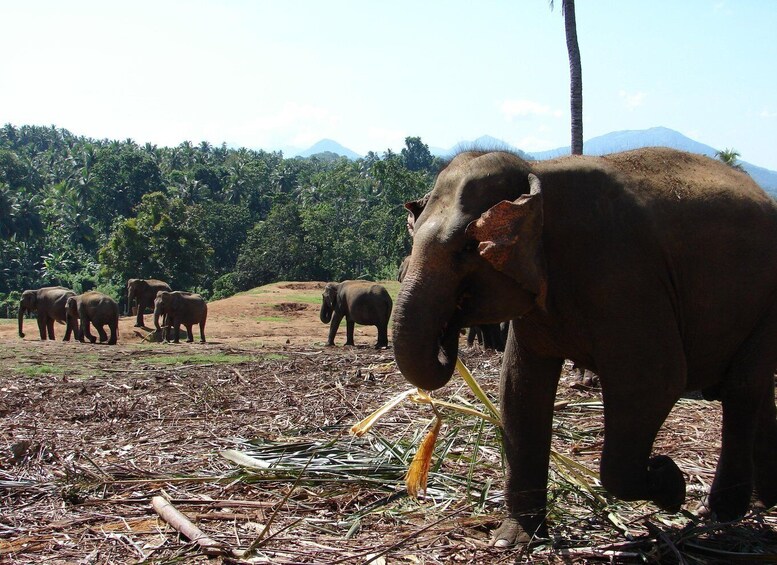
xmin=320 ymin=281 xmax=393 ymax=348
xmin=153 ymin=290 xmax=207 ymax=343
xmin=65 ymin=291 xmax=119 ymax=345
xmin=127 ymin=278 xmax=171 ymax=328
xmin=18 ymin=286 xmax=76 ymax=340
xmin=392 ymin=148 xmax=777 ymax=547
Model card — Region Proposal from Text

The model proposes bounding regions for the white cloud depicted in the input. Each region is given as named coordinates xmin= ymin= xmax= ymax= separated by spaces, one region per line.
xmin=500 ymin=99 xmax=562 ymax=120
xmin=618 ymin=90 xmax=647 ymax=110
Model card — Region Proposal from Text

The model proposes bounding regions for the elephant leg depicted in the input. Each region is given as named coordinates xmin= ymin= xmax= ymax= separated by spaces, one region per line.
xmin=753 ymin=377 xmax=777 ymax=510
xmin=596 ymin=331 xmax=686 ymax=513
xmin=345 ymin=318 xmax=355 ymax=346
xmin=709 ymin=314 xmax=777 ymax=520
xmin=36 ymin=316 xmax=47 ymax=340
xmin=81 ymin=315 xmax=96 ymax=343
xmin=185 ymin=324 xmax=194 ymax=343
xmin=96 ymin=324 xmax=109 ymax=343
xmin=376 ymin=323 xmax=388 ymax=349
xmin=46 ymin=317 xmax=56 ymax=340
xmin=327 ymin=313 xmax=344 ymax=346
xmin=199 ymin=321 xmax=206 ymax=343
xmin=108 ymin=322 xmax=117 ymax=345
xmin=173 ymin=321 xmax=182 ymax=343
xmin=135 ymin=300 xmax=146 ymax=328
xmin=492 ymin=334 xmax=562 ymax=547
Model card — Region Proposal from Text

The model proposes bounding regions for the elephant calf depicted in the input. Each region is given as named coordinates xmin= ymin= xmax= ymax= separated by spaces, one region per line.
xmin=66 ymin=291 xmax=119 ymax=345
xmin=320 ymin=281 xmax=393 ymax=348
xmin=18 ymin=286 xmax=76 ymax=341
xmin=153 ymin=290 xmax=207 ymax=343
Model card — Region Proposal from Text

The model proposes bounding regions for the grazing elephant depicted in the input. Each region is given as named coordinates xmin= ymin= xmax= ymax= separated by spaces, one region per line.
xmin=153 ymin=290 xmax=207 ymax=343
xmin=65 ymin=291 xmax=119 ymax=345
xmin=18 ymin=286 xmax=76 ymax=341
xmin=392 ymin=148 xmax=777 ymax=546
xmin=320 ymin=281 xmax=393 ymax=348
xmin=127 ymin=278 xmax=171 ymax=328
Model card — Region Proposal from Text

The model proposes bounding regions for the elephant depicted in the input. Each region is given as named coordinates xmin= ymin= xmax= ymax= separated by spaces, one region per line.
xmin=153 ymin=290 xmax=207 ymax=343
xmin=320 ymin=281 xmax=393 ymax=348
xmin=18 ymin=286 xmax=76 ymax=341
xmin=392 ymin=148 xmax=777 ymax=546
xmin=466 ymin=323 xmax=507 ymax=351
xmin=65 ymin=291 xmax=119 ymax=345
xmin=127 ymin=278 xmax=171 ymax=328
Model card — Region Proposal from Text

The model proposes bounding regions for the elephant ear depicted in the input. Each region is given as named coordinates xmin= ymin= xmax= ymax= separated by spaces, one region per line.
xmin=404 ymin=192 xmax=431 ymax=236
xmin=465 ymin=174 xmax=547 ymax=310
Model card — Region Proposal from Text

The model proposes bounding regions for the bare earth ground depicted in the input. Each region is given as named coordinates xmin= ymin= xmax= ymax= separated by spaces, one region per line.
xmin=1 ymin=282 xmax=776 ymax=564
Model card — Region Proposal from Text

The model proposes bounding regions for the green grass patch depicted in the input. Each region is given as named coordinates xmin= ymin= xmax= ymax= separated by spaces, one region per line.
xmin=256 ymin=316 xmax=287 ymax=323
xmin=18 ymin=364 xmax=65 ymax=377
xmin=284 ymin=293 xmax=322 ymax=305
xmin=136 ymin=353 xmax=252 ymax=366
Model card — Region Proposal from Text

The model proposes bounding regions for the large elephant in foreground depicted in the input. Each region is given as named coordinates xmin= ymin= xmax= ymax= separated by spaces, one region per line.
xmin=153 ymin=290 xmax=207 ymax=343
xmin=18 ymin=286 xmax=76 ymax=340
xmin=320 ymin=281 xmax=392 ymax=348
xmin=392 ymin=148 xmax=777 ymax=546
xmin=127 ymin=278 xmax=171 ymax=328
xmin=65 ymin=291 xmax=119 ymax=344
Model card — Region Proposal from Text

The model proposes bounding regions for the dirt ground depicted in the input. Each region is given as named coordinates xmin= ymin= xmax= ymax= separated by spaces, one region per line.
xmin=2 ymin=282 xmax=776 ymax=564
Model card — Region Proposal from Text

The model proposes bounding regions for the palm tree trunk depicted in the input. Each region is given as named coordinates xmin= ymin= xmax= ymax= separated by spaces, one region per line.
xmin=562 ymin=0 xmax=583 ymax=155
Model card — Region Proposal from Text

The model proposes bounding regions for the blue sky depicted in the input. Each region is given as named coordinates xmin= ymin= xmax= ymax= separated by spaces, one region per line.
xmin=2 ymin=1 xmax=776 ymax=169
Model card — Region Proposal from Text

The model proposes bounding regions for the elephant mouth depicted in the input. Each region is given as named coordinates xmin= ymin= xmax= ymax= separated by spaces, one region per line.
xmin=437 ymin=319 xmax=461 ymax=374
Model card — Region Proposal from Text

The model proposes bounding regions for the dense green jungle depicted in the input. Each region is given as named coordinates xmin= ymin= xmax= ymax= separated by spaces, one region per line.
xmin=0 ymin=124 xmax=440 ymax=316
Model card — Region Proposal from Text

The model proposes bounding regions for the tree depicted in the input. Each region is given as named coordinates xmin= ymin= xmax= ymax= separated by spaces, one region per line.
xmin=715 ymin=148 xmax=745 ymax=172
xmin=550 ymin=0 xmax=583 ymax=155
xmin=400 ymin=136 xmax=436 ymax=173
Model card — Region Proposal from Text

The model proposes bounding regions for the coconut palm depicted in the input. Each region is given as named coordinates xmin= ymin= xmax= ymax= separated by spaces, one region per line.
xmin=550 ymin=0 xmax=583 ymax=155
xmin=715 ymin=148 xmax=745 ymax=172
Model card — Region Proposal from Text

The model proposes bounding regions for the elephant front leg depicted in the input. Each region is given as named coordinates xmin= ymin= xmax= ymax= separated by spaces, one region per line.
xmin=375 ymin=323 xmax=389 ymax=349
xmin=327 ymin=313 xmax=344 ymax=346
xmin=45 ymin=317 xmax=56 ymax=340
xmin=81 ymin=315 xmax=97 ymax=343
xmin=135 ymin=301 xmax=146 ymax=328
xmin=345 ymin=319 xmax=356 ymax=346
xmin=37 ymin=316 xmax=48 ymax=340
xmin=492 ymin=337 xmax=562 ymax=547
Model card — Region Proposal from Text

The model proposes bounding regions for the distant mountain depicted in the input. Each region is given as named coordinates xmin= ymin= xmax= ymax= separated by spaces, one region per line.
xmin=529 ymin=127 xmax=777 ymax=195
xmin=296 ymin=139 xmax=361 ymax=160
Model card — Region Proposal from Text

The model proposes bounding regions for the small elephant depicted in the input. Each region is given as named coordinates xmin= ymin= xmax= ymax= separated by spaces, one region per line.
xmin=18 ymin=286 xmax=76 ymax=341
xmin=320 ymin=281 xmax=393 ymax=348
xmin=153 ymin=290 xmax=207 ymax=343
xmin=66 ymin=291 xmax=119 ymax=345
xmin=393 ymin=148 xmax=777 ymax=546
xmin=127 ymin=278 xmax=171 ymax=328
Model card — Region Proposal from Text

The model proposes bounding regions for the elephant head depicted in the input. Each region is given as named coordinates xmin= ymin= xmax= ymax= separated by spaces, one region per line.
xmin=319 ymin=283 xmax=339 ymax=324
xmin=153 ymin=293 xmax=166 ymax=331
xmin=392 ymin=151 xmax=545 ymax=391
xmin=17 ymin=290 xmax=37 ymax=337
xmin=126 ymin=278 xmax=145 ymax=314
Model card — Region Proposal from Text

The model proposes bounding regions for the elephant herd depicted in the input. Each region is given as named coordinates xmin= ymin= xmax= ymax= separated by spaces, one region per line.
xmin=17 ymin=279 xmax=209 ymax=345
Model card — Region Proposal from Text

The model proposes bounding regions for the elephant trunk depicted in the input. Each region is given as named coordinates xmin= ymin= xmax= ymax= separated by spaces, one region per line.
xmin=153 ymin=301 xmax=163 ymax=331
xmin=18 ymin=304 xmax=26 ymax=337
xmin=320 ymin=301 xmax=332 ymax=324
xmin=392 ymin=275 xmax=460 ymax=391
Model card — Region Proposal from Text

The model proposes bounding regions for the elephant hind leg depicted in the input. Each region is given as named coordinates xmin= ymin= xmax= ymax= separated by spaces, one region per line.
xmin=752 ymin=377 xmax=777 ymax=510
xmin=376 ymin=323 xmax=389 ymax=348
xmin=345 ymin=319 xmax=355 ymax=346
xmin=199 ymin=321 xmax=206 ymax=343
xmin=108 ymin=323 xmax=118 ymax=345
xmin=711 ymin=309 xmax=777 ymax=520
xmin=185 ymin=324 xmax=194 ymax=343
xmin=96 ymin=325 xmax=109 ymax=343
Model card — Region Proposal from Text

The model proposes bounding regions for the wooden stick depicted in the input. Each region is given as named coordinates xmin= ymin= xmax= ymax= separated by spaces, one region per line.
xmin=151 ymin=496 xmax=224 ymax=557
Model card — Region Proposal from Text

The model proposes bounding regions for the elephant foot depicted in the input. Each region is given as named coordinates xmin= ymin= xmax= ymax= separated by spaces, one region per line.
xmin=134 ymin=323 xmax=145 ymax=328
xmin=490 ymin=515 xmax=548 ymax=548
xmin=647 ymin=455 xmax=685 ymax=512
xmin=87 ymin=336 xmax=97 ymax=344
xmin=186 ymin=338 xmax=194 ymax=343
